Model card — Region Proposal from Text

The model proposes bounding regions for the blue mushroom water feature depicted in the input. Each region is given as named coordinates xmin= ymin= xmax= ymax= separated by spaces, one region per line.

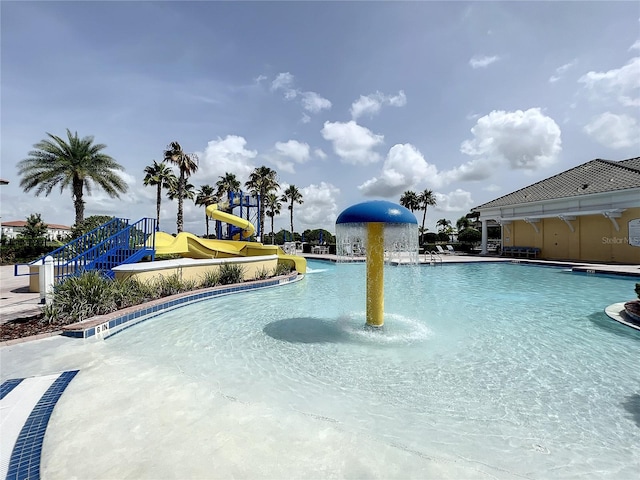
xmin=335 ymin=200 xmax=418 ymax=328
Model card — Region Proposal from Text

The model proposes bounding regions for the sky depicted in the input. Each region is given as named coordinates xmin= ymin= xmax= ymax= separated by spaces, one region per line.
xmin=1 ymin=1 xmax=639 ymax=237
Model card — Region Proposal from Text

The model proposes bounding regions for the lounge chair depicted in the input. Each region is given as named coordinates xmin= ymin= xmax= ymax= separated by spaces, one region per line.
xmin=436 ymin=245 xmax=448 ymax=254
xmin=446 ymin=245 xmax=456 ymax=254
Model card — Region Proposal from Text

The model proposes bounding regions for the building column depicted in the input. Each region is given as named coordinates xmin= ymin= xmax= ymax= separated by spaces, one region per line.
xmin=480 ymin=219 xmax=488 ymax=254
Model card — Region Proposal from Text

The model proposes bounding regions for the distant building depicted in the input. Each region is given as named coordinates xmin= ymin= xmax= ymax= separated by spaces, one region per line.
xmin=472 ymin=157 xmax=640 ymax=263
xmin=1 ymin=220 xmax=72 ymax=241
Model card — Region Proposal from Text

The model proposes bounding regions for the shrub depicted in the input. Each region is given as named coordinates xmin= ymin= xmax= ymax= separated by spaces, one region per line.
xmin=274 ymin=262 xmax=293 ymax=276
xmin=44 ymin=270 xmax=118 ymax=323
xmin=218 ymin=263 xmax=245 ymax=285
xmin=154 ymin=273 xmax=185 ymax=297
xmin=253 ymin=266 xmax=271 ymax=280
xmin=200 ymin=269 xmax=220 ymax=288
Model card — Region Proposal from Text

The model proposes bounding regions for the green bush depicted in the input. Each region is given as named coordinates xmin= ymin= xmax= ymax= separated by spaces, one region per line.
xmin=200 ymin=269 xmax=220 ymax=288
xmin=44 ymin=270 xmax=118 ymax=323
xmin=253 ymin=266 xmax=271 ymax=280
xmin=274 ymin=262 xmax=293 ymax=276
xmin=219 ymin=263 xmax=245 ymax=285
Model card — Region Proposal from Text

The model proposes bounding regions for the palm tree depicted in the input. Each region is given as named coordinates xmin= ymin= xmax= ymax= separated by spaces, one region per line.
xmin=163 ymin=141 xmax=198 ymax=233
xmin=167 ymin=181 xmax=196 ymax=232
xmin=399 ymin=190 xmax=420 ymax=212
xmin=281 ymin=185 xmax=304 ymax=236
xmin=195 ymin=184 xmax=218 ymax=237
xmin=143 ymin=160 xmax=177 ymax=231
xmin=436 ymin=218 xmax=451 ymax=232
xmin=456 ymin=216 xmax=471 ymax=232
xmin=264 ymin=192 xmax=282 ymax=244
xmin=245 ymin=166 xmax=279 ymax=239
xmin=418 ymin=189 xmax=437 ymax=241
xmin=17 ymin=129 xmax=128 ymax=226
xmin=215 ymin=172 xmax=241 ymax=211
xmin=437 ymin=218 xmax=453 ymax=242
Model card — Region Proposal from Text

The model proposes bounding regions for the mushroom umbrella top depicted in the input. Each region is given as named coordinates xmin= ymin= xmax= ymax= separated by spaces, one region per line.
xmin=336 ymin=200 xmax=417 ymax=225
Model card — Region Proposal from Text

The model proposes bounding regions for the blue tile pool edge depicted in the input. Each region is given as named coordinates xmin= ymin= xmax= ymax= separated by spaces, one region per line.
xmin=1 ymin=379 xmax=24 ymax=400
xmin=5 ymin=370 xmax=79 ymax=480
xmin=61 ymin=272 xmax=304 ymax=340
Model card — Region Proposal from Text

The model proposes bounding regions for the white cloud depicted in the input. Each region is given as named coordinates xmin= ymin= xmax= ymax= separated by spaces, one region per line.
xmin=269 ymin=72 xmax=331 ymax=116
xmin=271 ymin=72 xmax=295 ymax=92
xmin=579 ymin=57 xmax=640 ymax=107
xmin=275 ymin=140 xmax=311 ymax=163
xmin=583 ymin=112 xmax=639 ymax=149
xmin=193 ymin=135 xmax=257 ymax=185
xmin=297 ymin=182 xmax=340 ymax=229
xmin=549 ymin=59 xmax=578 ymax=83
xmin=350 ymin=90 xmax=407 ymax=119
xmin=629 ymin=40 xmax=640 ymax=51
xmin=269 ymin=140 xmax=312 ymax=173
xmin=483 ymin=184 xmax=501 ymax=192
xmin=469 ymin=55 xmax=500 ymax=69
xmin=358 ymin=143 xmax=441 ymax=197
xmin=314 ymin=148 xmax=327 ymax=159
xmin=434 ymin=189 xmax=474 ymax=213
xmin=452 ymin=108 xmax=562 ymax=180
xmin=321 ymin=120 xmax=383 ymax=165
xmin=301 ymin=91 xmax=332 ymax=113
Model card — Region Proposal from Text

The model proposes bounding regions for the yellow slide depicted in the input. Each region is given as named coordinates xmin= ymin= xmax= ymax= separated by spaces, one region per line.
xmin=150 ymin=206 xmax=306 ymax=273
xmin=205 ymin=204 xmax=254 ymax=239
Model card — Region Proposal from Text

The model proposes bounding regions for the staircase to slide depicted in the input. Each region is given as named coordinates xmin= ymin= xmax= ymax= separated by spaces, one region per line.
xmin=15 ymin=217 xmax=157 ymax=281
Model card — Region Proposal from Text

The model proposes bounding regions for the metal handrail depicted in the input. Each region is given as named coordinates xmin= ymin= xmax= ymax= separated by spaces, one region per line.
xmin=14 ymin=217 xmax=156 ymax=280
xmin=428 ymin=250 xmax=443 ymax=266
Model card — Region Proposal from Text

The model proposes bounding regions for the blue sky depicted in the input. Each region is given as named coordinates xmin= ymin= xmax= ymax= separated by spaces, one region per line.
xmin=1 ymin=1 xmax=639 ymax=236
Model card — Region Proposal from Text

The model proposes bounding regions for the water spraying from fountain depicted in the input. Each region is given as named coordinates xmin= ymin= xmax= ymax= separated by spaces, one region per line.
xmin=335 ymin=200 xmax=418 ymax=328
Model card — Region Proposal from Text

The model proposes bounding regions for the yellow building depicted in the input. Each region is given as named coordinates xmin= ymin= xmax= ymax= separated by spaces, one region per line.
xmin=473 ymin=157 xmax=640 ymax=264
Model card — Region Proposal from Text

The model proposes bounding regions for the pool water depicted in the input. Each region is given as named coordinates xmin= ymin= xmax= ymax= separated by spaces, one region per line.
xmin=4 ymin=261 xmax=640 ymax=478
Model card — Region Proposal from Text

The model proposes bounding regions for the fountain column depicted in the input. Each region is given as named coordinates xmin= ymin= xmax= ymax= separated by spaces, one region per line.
xmin=336 ymin=200 xmax=418 ymax=329
xmin=366 ymin=222 xmax=385 ymax=327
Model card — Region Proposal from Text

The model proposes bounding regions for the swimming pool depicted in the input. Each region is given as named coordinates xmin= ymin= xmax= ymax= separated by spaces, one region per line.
xmin=2 ymin=261 xmax=639 ymax=478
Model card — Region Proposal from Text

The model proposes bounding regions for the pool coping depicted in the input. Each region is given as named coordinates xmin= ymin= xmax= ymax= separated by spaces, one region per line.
xmin=604 ymin=302 xmax=640 ymax=332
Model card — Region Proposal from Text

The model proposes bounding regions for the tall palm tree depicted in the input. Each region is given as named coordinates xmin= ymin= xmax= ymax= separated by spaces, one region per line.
xmin=163 ymin=141 xmax=198 ymax=233
xmin=215 ymin=172 xmax=241 ymax=210
xmin=436 ymin=218 xmax=451 ymax=232
xmin=195 ymin=184 xmax=218 ymax=237
xmin=245 ymin=166 xmax=279 ymax=239
xmin=143 ymin=160 xmax=177 ymax=231
xmin=418 ymin=189 xmax=437 ymax=241
xmin=17 ymin=129 xmax=128 ymax=226
xmin=281 ymin=185 xmax=304 ymax=236
xmin=167 ymin=181 xmax=195 ymax=233
xmin=399 ymin=190 xmax=420 ymax=212
xmin=456 ymin=216 xmax=471 ymax=232
xmin=264 ymin=192 xmax=282 ymax=244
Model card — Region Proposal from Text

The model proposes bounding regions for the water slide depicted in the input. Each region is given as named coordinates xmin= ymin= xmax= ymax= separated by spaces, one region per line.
xmin=151 ymin=205 xmax=306 ymax=273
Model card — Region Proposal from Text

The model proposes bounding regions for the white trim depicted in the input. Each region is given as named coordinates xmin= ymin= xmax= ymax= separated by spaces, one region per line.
xmin=558 ymin=215 xmax=576 ymax=233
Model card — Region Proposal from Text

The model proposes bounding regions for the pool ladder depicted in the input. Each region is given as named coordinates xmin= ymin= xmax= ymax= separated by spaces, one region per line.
xmin=427 ymin=250 xmax=443 ymax=266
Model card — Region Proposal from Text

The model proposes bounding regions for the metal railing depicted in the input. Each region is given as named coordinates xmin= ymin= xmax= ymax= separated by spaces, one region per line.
xmin=15 ymin=217 xmax=156 ymax=281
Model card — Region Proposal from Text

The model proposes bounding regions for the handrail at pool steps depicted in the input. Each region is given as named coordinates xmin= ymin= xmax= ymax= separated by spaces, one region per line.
xmin=501 ymin=246 xmax=541 ymax=259
xmin=13 ymin=217 xmax=157 ymax=280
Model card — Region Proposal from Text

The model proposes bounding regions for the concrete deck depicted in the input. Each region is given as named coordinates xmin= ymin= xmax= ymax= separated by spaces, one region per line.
xmin=0 ymin=265 xmax=42 ymax=324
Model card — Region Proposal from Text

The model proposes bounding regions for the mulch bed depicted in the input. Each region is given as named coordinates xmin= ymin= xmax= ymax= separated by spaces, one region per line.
xmin=0 ymin=316 xmax=66 ymax=342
